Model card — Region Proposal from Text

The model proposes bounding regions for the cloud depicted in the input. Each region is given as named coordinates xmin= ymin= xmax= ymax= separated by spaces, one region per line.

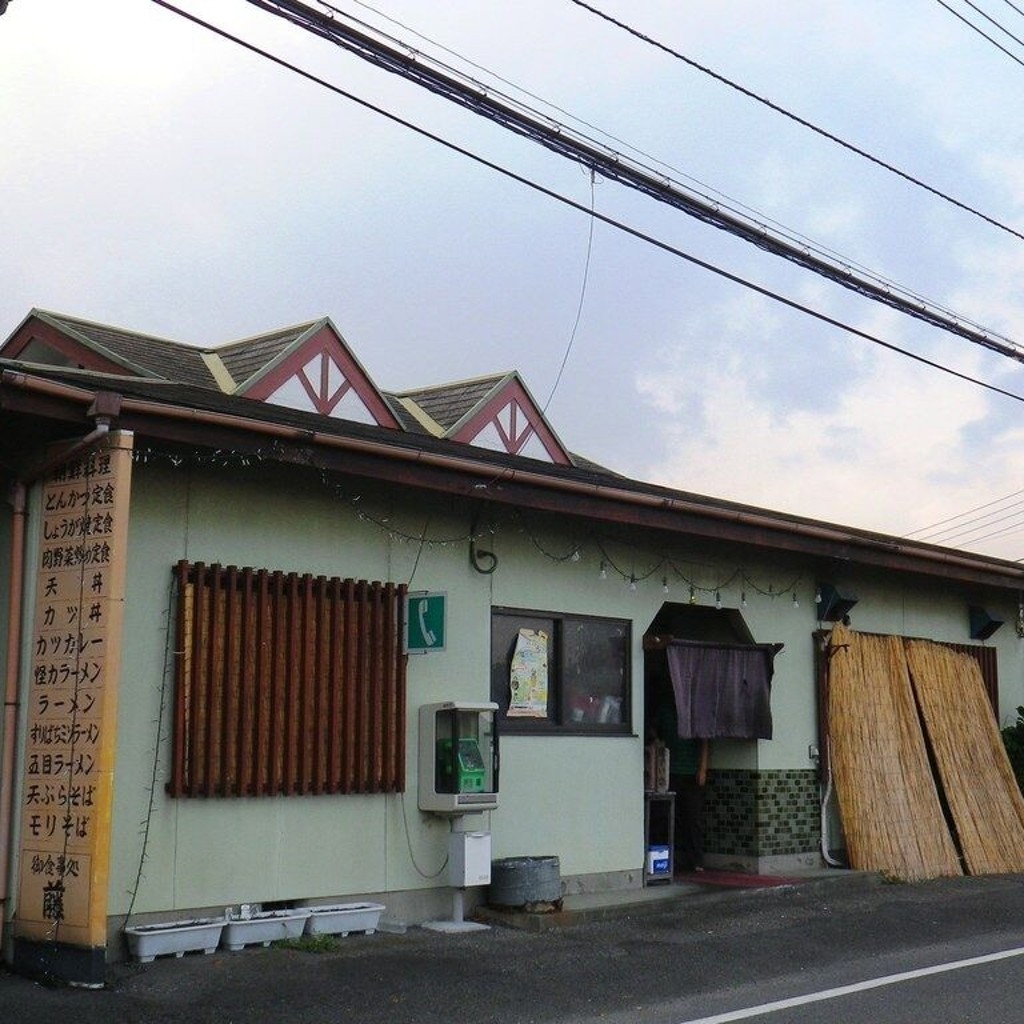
xmin=634 ymin=292 xmax=1024 ymax=557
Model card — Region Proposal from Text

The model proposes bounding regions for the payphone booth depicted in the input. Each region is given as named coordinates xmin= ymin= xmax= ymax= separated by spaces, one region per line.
xmin=418 ymin=701 xmax=499 ymax=814
xmin=418 ymin=702 xmax=498 ymax=932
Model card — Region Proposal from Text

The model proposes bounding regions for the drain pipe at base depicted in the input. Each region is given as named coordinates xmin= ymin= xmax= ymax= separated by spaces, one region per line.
xmin=0 ymin=482 xmax=27 ymax=955
xmin=819 ymin=750 xmax=844 ymax=869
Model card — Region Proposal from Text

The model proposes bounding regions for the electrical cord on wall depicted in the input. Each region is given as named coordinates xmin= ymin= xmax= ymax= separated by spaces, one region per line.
xmin=399 ymin=792 xmax=448 ymax=879
xmin=122 ymin=576 xmax=177 ymax=928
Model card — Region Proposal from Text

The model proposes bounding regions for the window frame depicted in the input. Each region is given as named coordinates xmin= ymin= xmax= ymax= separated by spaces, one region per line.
xmin=490 ymin=605 xmax=632 ymax=736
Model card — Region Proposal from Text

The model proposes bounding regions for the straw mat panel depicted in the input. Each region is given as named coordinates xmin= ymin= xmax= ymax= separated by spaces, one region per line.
xmin=827 ymin=625 xmax=960 ymax=882
xmin=905 ymin=640 xmax=1024 ymax=875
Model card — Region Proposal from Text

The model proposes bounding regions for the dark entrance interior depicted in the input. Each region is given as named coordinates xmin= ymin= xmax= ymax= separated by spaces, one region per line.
xmin=642 ymin=602 xmax=757 ymax=879
xmin=643 ymin=602 xmax=755 ymax=736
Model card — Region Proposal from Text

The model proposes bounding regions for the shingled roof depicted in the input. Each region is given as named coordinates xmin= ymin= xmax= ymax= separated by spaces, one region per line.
xmin=32 ymin=310 xmax=219 ymax=389
xmin=1 ymin=311 xmax=579 ymax=465
xmin=395 ymin=374 xmax=511 ymax=432
xmin=215 ymin=321 xmax=321 ymax=389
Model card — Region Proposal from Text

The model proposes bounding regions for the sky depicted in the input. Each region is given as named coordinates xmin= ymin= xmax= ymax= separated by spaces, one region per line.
xmin=4 ymin=0 xmax=1024 ymax=558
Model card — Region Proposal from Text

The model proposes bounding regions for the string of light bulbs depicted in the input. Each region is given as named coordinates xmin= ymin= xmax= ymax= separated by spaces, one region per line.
xmin=131 ymin=445 xmax=268 ymax=468
xmin=134 ymin=443 xmax=820 ymax=607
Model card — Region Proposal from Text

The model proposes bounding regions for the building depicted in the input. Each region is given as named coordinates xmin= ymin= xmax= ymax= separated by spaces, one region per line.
xmin=2 ymin=309 xmax=1023 ymax=984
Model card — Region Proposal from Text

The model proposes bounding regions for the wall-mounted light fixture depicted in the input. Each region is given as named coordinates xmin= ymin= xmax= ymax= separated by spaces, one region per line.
xmin=969 ymin=606 xmax=1004 ymax=640
xmin=816 ymin=582 xmax=858 ymax=623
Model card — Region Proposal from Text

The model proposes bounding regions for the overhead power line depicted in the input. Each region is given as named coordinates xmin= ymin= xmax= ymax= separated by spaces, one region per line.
xmin=345 ymin=0 xmax=947 ymax=320
xmin=151 ymin=0 xmax=1024 ymax=412
xmin=569 ymin=0 xmax=1024 ymax=243
xmin=924 ymin=504 xmax=1024 ymax=546
xmin=923 ymin=499 xmax=1024 ymax=543
xmin=934 ymin=0 xmax=1024 ymax=68
xmin=907 ymin=485 xmax=1024 ymax=536
xmin=957 ymin=0 xmax=1024 ymax=47
xmin=907 ymin=488 xmax=1024 ymax=544
xmin=236 ymin=0 xmax=1024 ymax=366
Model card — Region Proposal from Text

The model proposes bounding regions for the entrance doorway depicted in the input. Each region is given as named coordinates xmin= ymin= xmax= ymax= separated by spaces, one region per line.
xmin=642 ymin=603 xmax=769 ymax=878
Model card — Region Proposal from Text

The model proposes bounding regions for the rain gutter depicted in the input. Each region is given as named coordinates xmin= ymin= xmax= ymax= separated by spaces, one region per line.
xmin=2 ymin=368 xmax=1023 ymax=588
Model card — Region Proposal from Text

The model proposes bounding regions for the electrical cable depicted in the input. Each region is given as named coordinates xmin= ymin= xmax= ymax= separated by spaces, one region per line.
xmin=944 ymin=517 xmax=1024 ymax=546
xmin=542 ymin=168 xmax=597 ymax=413
xmin=123 ymin=576 xmax=177 ymax=928
xmin=342 ymin=0 xmax=984 ymax=324
xmin=934 ymin=0 xmax=1024 ymax=68
xmin=399 ymin=792 xmax=448 ymax=879
xmin=907 ymin=487 xmax=1024 ymax=538
xmin=406 ymin=516 xmax=430 ymax=587
xmin=958 ymin=0 xmax=1024 ymax=47
xmin=568 ymin=0 xmax=1024 ymax=241
xmin=918 ymin=501 xmax=1024 ymax=544
xmin=150 ymin=0 xmax=1024 ymax=410
xmin=335 ymin=2 xmax=998 ymax=404
xmin=234 ymin=0 xmax=1024 ymax=366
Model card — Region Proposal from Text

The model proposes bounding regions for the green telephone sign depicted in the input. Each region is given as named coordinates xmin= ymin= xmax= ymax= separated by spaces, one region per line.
xmin=405 ymin=591 xmax=446 ymax=653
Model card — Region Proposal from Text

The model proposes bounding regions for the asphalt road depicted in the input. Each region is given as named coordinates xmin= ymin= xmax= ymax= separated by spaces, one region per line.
xmin=3 ymin=872 xmax=1024 ymax=1023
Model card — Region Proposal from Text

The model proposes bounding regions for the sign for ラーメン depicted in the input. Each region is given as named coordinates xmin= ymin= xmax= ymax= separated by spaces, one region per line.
xmin=14 ymin=432 xmax=133 ymax=948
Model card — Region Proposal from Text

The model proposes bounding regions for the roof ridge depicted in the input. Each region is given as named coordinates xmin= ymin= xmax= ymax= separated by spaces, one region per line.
xmin=212 ymin=318 xmax=325 ymax=354
xmin=394 ymin=370 xmax=515 ymax=397
xmin=35 ymin=308 xmax=193 ymax=349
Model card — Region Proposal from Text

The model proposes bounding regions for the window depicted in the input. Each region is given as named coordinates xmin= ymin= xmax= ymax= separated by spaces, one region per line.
xmin=490 ymin=607 xmax=631 ymax=734
xmin=168 ymin=560 xmax=407 ymax=797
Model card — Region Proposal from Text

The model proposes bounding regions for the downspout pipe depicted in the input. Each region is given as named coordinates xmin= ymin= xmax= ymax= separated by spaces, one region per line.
xmin=24 ymin=397 xmax=114 ymax=483
xmin=0 ymin=405 xmax=112 ymax=954
xmin=819 ymin=750 xmax=843 ymax=869
xmin=0 ymin=481 xmax=27 ymax=953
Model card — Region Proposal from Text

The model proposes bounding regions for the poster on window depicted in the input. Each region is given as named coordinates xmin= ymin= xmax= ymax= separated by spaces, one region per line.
xmin=508 ymin=628 xmax=548 ymax=717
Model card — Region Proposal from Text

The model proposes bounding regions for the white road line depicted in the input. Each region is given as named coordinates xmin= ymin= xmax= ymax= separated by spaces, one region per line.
xmin=679 ymin=945 xmax=1024 ymax=1024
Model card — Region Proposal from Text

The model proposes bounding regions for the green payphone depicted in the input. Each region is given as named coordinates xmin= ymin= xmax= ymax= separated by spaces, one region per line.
xmin=436 ymin=736 xmax=487 ymax=794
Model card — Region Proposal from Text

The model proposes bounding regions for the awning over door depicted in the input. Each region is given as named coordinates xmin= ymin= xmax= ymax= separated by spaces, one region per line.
xmin=665 ymin=640 xmax=780 ymax=740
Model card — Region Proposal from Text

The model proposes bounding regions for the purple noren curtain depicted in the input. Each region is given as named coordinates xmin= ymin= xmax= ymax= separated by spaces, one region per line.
xmin=665 ymin=641 xmax=779 ymax=740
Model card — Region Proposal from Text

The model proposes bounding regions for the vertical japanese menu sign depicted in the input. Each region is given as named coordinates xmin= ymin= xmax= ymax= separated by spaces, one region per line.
xmin=15 ymin=432 xmax=133 ymax=949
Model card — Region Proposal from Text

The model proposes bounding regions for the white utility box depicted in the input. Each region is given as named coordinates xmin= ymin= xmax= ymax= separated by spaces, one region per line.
xmin=449 ymin=830 xmax=492 ymax=888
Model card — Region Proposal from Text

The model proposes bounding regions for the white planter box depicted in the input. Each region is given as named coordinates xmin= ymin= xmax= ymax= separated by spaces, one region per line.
xmin=124 ymin=918 xmax=226 ymax=962
xmin=303 ymin=902 xmax=384 ymax=937
xmin=221 ymin=909 xmax=310 ymax=951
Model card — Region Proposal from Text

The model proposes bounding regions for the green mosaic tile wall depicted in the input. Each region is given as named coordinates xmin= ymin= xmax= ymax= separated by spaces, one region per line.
xmin=703 ymin=769 xmax=820 ymax=858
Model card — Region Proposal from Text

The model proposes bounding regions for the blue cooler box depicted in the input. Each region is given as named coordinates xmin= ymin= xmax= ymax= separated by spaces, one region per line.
xmin=647 ymin=844 xmax=670 ymax=876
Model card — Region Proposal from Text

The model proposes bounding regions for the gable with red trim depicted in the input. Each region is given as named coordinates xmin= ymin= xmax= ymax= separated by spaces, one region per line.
xmin=449 ymin=375 xmax=571 ymax=465
xmin=2 ymin=311 xmax=164 ymax=379
xmin=237 ymin=321 xmax=400 ymax=429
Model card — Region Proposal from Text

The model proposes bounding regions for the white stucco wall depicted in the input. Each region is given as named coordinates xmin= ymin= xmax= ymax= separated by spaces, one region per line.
xmin=102 ymin=460 xmax=1024 ymax=918
xmin=109 ymin=463 xmax=651 ymax=916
